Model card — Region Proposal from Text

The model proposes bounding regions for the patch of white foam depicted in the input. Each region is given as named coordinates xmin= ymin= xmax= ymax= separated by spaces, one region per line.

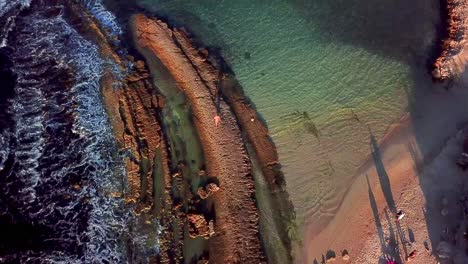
xmin=52 ymin=15 xmax=133 ymax=261
xmin=0 ymin=1 xmax=22 ymax=47
xmin=0 ymin=133 xmax=9 ymax=171
xmin=0 ymin=0 xmax=31 ymax=17
xmin=11 ymin=73 xmax=46 ymax=203
xmin=1 ymin=3 xmax=157 ymax=261
xmin=4 ymin=8 xmax=134 ymax=261
xmin=83 ymin=0 xmax=122 ymax=37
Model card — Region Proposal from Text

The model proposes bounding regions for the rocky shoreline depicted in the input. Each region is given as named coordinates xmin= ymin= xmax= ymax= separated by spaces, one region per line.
xmin=62 ymin=2 xmax=295 ymax=263
xmin=433 ymin=0 xmax=468 ymax=80
xmin=131 ymin=14 xmax=266 ymax=263
xmin=65 ymin=3 xmax=188 ymax=262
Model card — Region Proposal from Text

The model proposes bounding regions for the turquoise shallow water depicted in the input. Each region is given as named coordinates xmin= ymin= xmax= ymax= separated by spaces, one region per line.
xmin=136 ymin=0 xmax=440 ymax=239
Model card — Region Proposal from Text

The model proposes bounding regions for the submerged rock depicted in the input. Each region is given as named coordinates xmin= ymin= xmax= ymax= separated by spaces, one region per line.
xmin=441 ymin=208 xmax=449 ymax=216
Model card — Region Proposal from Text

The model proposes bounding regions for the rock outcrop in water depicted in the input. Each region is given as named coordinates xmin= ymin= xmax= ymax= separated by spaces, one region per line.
xmin=129 ymin=13 xmax=298 ymax=263
xmin=433 ymin=0 xmax=468 ymax=80
xmin=65 ymin=3 xmax=190 ymax=262
xmin=131 ymin=14 xmax=267 ymax=263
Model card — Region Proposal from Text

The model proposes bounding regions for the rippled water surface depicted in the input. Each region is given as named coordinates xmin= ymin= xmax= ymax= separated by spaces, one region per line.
xmin=135 ymin=0 xmax=441 ymax=233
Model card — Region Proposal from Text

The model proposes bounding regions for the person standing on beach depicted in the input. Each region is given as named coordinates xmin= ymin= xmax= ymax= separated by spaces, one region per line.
xmin=396 ymin=210 xmax=405 ymax=222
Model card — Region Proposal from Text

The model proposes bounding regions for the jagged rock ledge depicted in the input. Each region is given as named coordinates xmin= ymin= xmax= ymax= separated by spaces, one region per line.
xmin=433 ymin=0 xmax=468 ymax=80
xmin=64 ymin=3 xmax=184 ymax=262
xmin=130 ymin=14 xmax=266 ymax=263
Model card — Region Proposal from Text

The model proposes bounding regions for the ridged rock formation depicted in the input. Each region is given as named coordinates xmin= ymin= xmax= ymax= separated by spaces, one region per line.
xmin=433 ymin=0 xmax=468 ymax=80
xmin=65 ymin=3 xmax=186 ymax=262
xmin=131 ymin=14 xmax=266 ymax=263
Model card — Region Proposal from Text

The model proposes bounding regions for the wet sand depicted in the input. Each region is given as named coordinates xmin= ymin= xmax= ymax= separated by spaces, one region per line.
xmin=304 ymin=89 xmax=468 ymax=263
xmin=304 ymin=116 xmax=422 ymax=263
xmin=304 ymin=1 xmax=468 ymax=260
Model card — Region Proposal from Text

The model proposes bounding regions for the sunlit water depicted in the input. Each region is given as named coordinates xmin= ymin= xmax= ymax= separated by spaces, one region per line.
xmin=135 ymin=0 xmax=441 ymax=234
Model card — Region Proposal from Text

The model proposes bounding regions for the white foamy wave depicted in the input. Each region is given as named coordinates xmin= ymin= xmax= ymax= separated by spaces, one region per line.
xmin=0 ymin=0 xmax=31 ymax=17
xmin=11 ymin=73 xmax=46 ymax=203
xmin=0 ymin=2 xmax=158 ymax=261
xmin=2 ymin=6 xmax=133 ymax=261
xmin=51 ymin=15 xmax=132 ymax=262
xmin=0 ymin=15 xmax=15 ymax=47
xmin=0 ymin=0 xmax=29 ymax=48
xmin=82 ymin=0 xmax=122 ymax=37
xmin=0 ymin=133 xmax=9 ymax=171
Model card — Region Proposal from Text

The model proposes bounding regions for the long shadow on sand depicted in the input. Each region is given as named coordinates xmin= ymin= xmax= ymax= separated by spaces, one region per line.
xmin=293 ymin=0 xmax=468 ymax=259
xmin=367 ymin=173 xmax=403 ymax=264
xmin=370 ymin=130 xmax=414 ymax=260
xmin=366 ymin=174 xmax=387 ymax=254
xmin=293 ymin=0 xmax=460 ymax=258
xmin=370 ymin=132 xmax=397 ymax=215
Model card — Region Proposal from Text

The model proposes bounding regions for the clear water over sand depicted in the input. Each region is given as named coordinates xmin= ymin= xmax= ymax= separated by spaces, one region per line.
xmin=136 ymin=0 xmax=440 ymax=239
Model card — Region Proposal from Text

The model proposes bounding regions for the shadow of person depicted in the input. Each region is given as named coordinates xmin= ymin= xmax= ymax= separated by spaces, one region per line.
xmin=394 ymin=219 xmax=409 ymax=259
xmin=384 ymin=209 xmax=404 ymax=263
xmin=408 ymin=228 xmax=415 ymax=243
xmin=369 ymin=130 xmax=397 ymax=214
xmin=369 ymin=129 xmax=411 ymax=259
xmin=367 ymin=174 xmax=405 ymax=263
xmin=367 ymin=174 xmax=386 ymax=252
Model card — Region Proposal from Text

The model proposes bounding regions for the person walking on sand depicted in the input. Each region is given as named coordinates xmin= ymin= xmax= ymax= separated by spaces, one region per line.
xmin=214 ymin=115 xmax=221 ymax=127
xmin=396 ymin=210 xmax=405 ymax=222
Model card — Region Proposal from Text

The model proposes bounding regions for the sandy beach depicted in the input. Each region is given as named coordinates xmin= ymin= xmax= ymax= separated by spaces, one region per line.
xmin=304 ymin=1 xmax=468 ymax=258
xmin=304 ymin=80 xmax=468 ymax=263
xmin=304 ymin=1 xmax=468 ymax=251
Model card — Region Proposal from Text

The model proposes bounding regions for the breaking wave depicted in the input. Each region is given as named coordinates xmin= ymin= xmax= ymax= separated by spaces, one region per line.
xmin=83 ymin=0 xmax=123 ymax=37
xmin=0 ymin=1 xmax=143 ymax=263
xmin=0 ymin=0 xmax=31 ymax=17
